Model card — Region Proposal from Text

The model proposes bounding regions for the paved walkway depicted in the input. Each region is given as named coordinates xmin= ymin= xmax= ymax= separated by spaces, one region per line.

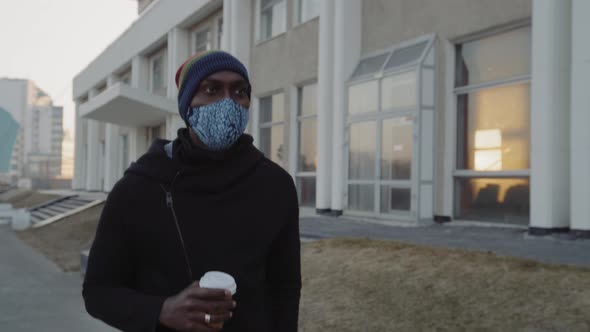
xmin=0 ymin=225 xmax=116 ymax=332
xmin=300 ymin=215 xmax=590 ymax=268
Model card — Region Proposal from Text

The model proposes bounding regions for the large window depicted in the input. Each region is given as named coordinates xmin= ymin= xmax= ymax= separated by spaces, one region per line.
xmin=296 ymin=83 xmax=317 ymax=207
xmin=150 ymin=49 xmax=167 ymax=97
xmin=297 ymin=0 xmax=320 ymax=24
xmin=259 ymin=93 xmax=285 ymax=167
xmin=454 ymin=26 xmax=531 ymax=224
xmin=346 ymin=36 xmax=435 ymax=220
xmin=259 ymin=0 xmax=286 ymax=41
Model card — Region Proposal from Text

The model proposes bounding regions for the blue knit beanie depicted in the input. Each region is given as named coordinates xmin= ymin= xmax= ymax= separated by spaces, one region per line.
xmin=175 ymin=50 xmax=250 ymax=124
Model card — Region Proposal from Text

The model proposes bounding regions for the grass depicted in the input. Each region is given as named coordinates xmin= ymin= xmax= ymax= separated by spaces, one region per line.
xmin=299 ymin=238 xmax=590 ymax=332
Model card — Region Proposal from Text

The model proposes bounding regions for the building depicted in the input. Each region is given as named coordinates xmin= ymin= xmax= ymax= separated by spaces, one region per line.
xmin=72 ymin=0 xmax=590 ymax=236
xmin=0 ymin=108 xmax=19 ymax=176
xmin=0 ymin=79 xmax=64 ymax=188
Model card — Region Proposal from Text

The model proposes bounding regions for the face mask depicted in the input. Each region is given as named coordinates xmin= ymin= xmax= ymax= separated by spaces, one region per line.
xmin=187 ymin=97 xmax=250 ymax=151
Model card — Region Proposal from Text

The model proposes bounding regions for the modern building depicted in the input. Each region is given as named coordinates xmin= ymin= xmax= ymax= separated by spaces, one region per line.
xmin=72 ymin=0 xmax=590 ymax=236
xmin=0 ymin=108 xmax=19 ymax=175
xmin=0 ymin=79 xmax=64 ymax=188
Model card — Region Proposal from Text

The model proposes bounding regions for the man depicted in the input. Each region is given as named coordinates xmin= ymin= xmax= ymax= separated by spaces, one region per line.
xmin=83 ymin=50 xmax=302 ymax=332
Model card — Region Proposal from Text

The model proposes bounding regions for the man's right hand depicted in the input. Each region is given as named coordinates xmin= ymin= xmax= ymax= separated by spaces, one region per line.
xmin=159 ymin=281 xmax=236 ymax=332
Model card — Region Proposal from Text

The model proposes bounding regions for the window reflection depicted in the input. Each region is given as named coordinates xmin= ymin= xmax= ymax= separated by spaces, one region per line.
xmin=381 ymin=116 xmax=413 ymax=180
xmin=260 ymin=126 xmax=284 ymax=167
xmin=298 ymin=119 xmax=317 ymax=172
xmin=381 ymin=71 xmax=416 ymax=110
xmin=456 ymin=27 xmax=531 ymax=87
xmin=457 ymin=83 xmax=530 ymax=171
xmin=349 ymin=184 xmax=374 ymax=212
xmin=348 ymin=81 xmax=378 ymax=114
xmin=349 ymin=122 xmax=376 ymax=179
xmin=457 ymin=178 xmax=529 ymax=224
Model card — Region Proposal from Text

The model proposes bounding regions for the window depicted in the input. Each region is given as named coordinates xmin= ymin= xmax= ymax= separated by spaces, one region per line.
xmin=296 ymin=83 xmax=317 ymax=207
xmin=346 ymin=36 xmax=436 ymax=219
xmin=119 ymin=69 xmax=131 ymax=85
xmin=259 ymin=93 xmax=285 ymax=167
xmin=150 ymin=49 xmax=167 ymax=97
xmin=194 ymin=28 xmax=211 ymax=53
xmin=454 ymin=27 xmax=531 ymax=224
xmin=259 ymin=0 xmax=286 ymax=41
xmin=297 ymin=0 xmax=320 ymax=24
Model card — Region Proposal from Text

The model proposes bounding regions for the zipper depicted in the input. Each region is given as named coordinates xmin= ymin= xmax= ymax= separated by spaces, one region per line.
xmin=160 ymin=171 xmax=194 ymax=282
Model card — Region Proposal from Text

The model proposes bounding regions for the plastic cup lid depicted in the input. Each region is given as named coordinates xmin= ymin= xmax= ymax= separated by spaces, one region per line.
xmin=199 ymin=271 xmax=237 ymax=295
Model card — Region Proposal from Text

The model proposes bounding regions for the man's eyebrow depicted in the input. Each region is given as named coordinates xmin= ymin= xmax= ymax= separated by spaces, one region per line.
xmin=200 ymin=78 xmax=248 ymax=85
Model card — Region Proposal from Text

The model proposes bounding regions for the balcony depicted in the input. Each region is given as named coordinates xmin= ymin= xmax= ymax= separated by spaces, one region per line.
xmin=78 ymin=83 xmax=177 ymax=127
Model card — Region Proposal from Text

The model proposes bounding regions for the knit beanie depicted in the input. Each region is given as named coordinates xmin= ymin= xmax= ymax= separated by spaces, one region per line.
xmin=175 ymin=50 xmax=250 ymax=124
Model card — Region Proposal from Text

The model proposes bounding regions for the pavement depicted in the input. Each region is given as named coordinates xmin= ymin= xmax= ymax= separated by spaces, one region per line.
xmin=300 ymin=215 xmax=590 ymax=268
xmin=0 ymin=225 xmax=116 ymax=332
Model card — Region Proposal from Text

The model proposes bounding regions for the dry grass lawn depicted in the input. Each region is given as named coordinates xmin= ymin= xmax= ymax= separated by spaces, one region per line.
xmin=299 ymin=238 xmax=590 ymax=332
xmin=0 ymin=189 xmax=61 ymax=209
xmin=16 ymin=203 xmax=104 ymax=272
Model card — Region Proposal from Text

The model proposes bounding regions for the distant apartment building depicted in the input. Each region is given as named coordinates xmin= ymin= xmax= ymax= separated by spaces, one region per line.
xmin=72 ymin=0 xmax=590 ymax=236
xmin=0 ymin=79 xmax=64 ymax=188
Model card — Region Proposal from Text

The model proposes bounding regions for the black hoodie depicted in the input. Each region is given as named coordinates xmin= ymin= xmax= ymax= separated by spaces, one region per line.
xmin=83 ymin=130 xmax=301 ymax=332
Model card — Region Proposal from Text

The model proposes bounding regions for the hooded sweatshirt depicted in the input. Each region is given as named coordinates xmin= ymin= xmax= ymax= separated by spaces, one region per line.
xmin=82 ymin=129 xmax=301 ymax=332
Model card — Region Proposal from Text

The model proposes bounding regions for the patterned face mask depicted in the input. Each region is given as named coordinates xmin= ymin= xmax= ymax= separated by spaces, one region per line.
xmin=188 ymin=98 xmax=250 ymax=151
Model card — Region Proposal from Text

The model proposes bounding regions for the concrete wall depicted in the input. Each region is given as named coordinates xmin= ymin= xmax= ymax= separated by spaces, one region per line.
xmin=362 ymin=0 xmax=532 ymax=54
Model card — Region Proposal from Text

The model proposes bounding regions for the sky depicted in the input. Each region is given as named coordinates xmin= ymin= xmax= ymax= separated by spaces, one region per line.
xmin=0 ymin=0 xmax=139 ymax=135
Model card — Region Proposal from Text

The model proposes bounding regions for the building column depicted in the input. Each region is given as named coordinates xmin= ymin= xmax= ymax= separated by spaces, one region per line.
xmin=221 ymin=0 xmax=232 ymax=52
xmin=103 ymin=123 xmax=119 ymax=192
xmin=72 ymin=102 xmax=85 ymax=190
xmin=529 ymin=0 xmax=572 ymax=234
xmin=315 ymin=0 xmax=335 ymax=213
xmin=330 ymin=0 xmax=362 ymax=214
xmin=102 ymin=76 xmax=121 ymax=191
xmin=570 ymin=0 xmax=590 ymax=236
xmin=227 ymin=0 xmax=252 ymax=66
xmin=166 ymin=27 xmax=191 ymax=139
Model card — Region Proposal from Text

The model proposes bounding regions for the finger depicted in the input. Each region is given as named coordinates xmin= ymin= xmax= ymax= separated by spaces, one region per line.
xmin=186 ymin=299 xmax=234 ymax=315
xmin=188 ymin=311 xmax=232 ymax=325
xmin=186 ymin=287 xmax=229 ymax=301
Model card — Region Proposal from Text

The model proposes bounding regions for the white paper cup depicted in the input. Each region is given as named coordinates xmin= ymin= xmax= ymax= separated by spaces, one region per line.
xmin=199 ymin=271 xmax=237 ymax=295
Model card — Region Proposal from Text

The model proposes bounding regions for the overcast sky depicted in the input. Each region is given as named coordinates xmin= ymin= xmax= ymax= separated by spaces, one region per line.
xmin=0 ymin=0 xmax=138 ymax=134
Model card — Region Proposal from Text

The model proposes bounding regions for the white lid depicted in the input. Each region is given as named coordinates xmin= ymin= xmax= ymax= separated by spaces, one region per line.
xmin=199 ymin=271 xmax=237 ymax=295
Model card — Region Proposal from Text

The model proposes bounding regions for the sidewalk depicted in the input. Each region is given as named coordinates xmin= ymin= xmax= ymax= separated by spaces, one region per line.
xmin=300 ymin=215 xmax=590 ymax=268
xmin=0 ymin=225 xmax=115 ymax=332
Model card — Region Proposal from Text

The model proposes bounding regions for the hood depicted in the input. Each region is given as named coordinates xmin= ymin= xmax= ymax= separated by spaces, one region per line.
xmin=125 ymin=129 xmax=264 ymax=193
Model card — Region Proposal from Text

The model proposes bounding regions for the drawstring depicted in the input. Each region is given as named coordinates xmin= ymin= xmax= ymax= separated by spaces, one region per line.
xmin=159 ymin=171 xmax=194 ymax=282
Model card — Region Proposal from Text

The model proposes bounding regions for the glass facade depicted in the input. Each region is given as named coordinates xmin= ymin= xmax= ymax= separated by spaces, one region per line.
xmin=260 ymin=0 xmax=286 ymax=41
xmin=346 ymin=36 xmax=435 ymax=218
xmin=454 ymin=27 xmax=531 ymax=223
xmin=259 ymin=93 xmax=285 ymax=167
xmin=296 ymin=83 xmax=317 ymax=207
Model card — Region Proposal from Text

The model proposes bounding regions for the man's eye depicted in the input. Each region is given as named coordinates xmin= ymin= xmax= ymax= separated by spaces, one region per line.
xmin=205 ymin=87 xmax=218 ymax=95
xmin=235 ymin=88 xmax=248 ymax=96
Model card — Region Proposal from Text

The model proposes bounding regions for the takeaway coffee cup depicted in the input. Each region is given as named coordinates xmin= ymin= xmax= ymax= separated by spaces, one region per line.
xmin=199 ymin=271 xmax=237 ymax=295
